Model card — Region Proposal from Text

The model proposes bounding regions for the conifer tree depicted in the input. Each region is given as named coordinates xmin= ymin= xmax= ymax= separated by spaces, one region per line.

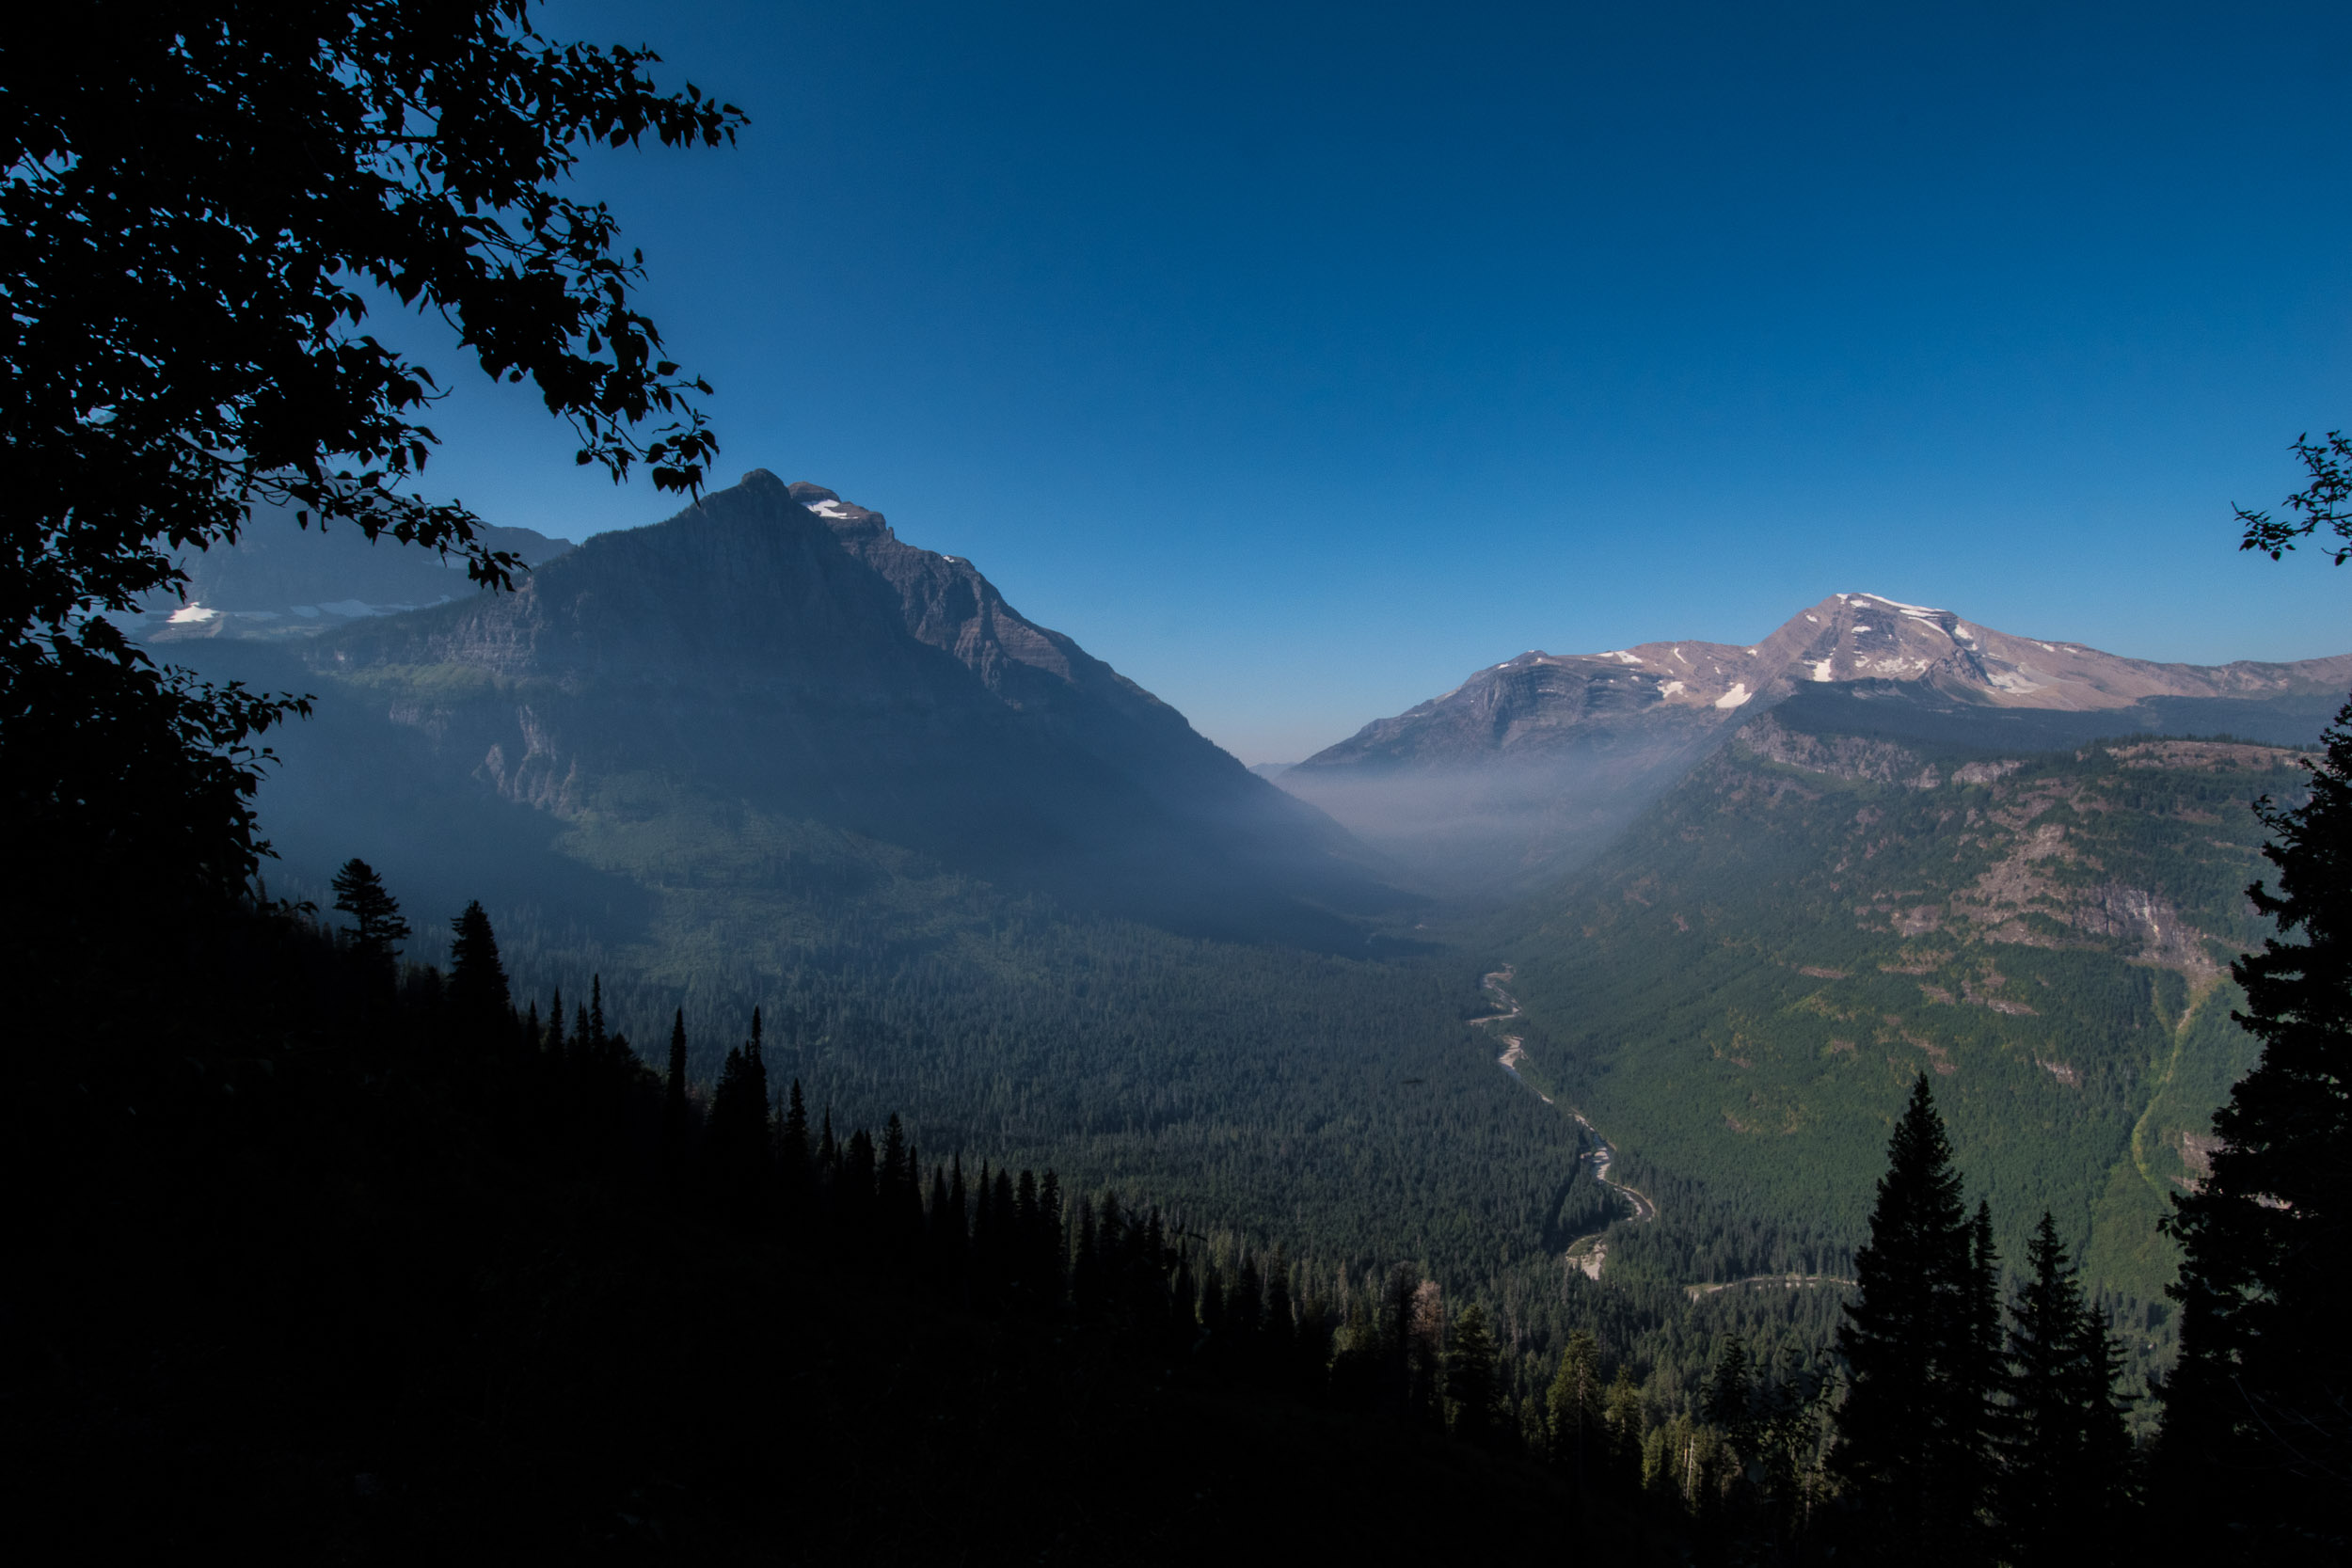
xmin=587 ymin=974 xmax=609 ymax=1057
xmin=706 ymin=1034 xmax=771 ymax=1218
xmin=1994 ymin=1212 xmax=2133 ymax=1563
xmin=1072 ymin=1197 xmax=1101 ymax=1312
xmin=928 ymin=1163 xmax=958 ymax=1285
xmin=1830 ymin=1074 xmax=1994 ymax=1561
xmin=1230 ymin=1252 xmax=1263 ymax=1340
xmin=878 ymin=1114 xmax=910 ymax=1228
xmin=446 ymin=900 xmax=510 ymax=1036
xmin=661 ymin=1008 xmax=689 ymax=1178
xmin=1096 ymin=1191 xmax=1125 ymax=1285
xmin=2155 ymin=701 xmax=2352 ymax=1550
xmin=1406 ymin=1279 xmax=1445 ymax=1425
xmin=779 ymin=1080 xmax=810 ymax=1172
xmin=1962 ymin=1200 xmax=2004 ymax=1497
xmin=1706 ymin=1335 xmax=1834 ymax=1548
xmin=1549 ymin=1326 xmax=1608 ymax=1500
xmin=1444 ymin=1303 xmax=1503 ymax=1446
xmin=839 ymin=1127 xmax=876 ymax=1242
xmin=1035 ymin=1170 xmax=1063 ymax=1301
xmin=1603 ymin=1365 xmax=1646 ymax=1493
xmin=330 ymin=858 xmax=409 ymax=971
xmin=545 ymin=987 xmax=565 ymax=1061
xmin=1263 ymin=1254 xmax=1295 ymax=1359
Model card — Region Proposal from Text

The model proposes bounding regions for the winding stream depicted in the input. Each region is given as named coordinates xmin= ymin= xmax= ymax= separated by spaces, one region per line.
xmin=1472 ymin=967 xmax=1657 ymax=1279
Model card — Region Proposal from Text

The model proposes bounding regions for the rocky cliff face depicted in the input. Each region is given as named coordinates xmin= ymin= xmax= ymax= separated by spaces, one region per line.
xmin=264 ymin=470 xmax=1396 ymax=945
xmin=1279 ymin=592 xmax=2352 ymax=895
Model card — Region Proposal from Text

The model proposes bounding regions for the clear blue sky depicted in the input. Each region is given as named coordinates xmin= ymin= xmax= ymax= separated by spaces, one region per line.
xmin=408 ymin=0 xmax=2351 ymax=764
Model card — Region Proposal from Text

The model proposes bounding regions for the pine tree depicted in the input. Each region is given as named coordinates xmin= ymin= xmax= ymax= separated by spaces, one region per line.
xmin=706 ymin=1037 xmax=771 ymax=1218
xmin=1262 ymin=1254 xmax=1295 ymax=1361
xmin=587 ymin=974 xmax=608 ymax=1058
xmin=777 ymin=1079 xmax=810 ymax=1214
xmin=1035 ymin=1170 xmax=1063 ymax=1302
xmin=876 ymin=1114 xmax=915 ymax=1259
xmin=2155 ymin=702 xmax=2352 ymax=1551
xmin=661 ymin=1008 xmax=689 ymax=1178
xmin=1444 ymin=1303 xmax=1503 ymax=1446
xmin=1830 ymin=1073 xmax=1994 ymax=1562
xmin=1549 ymin=1327 xmax=1607 ymax=1498
xmin=1993 ymin=1212 xmax=2133 ymax=1564
xmin=1229 ymin=1251 xmax=1263 ymax=1340
xmin=1961 ymin=1200 xmax=2004 ymax=1504
xmin=840 ymin=1126 xmax=877 ymax=1242
xmin=445 ymin=900 xmax=510 ymax=1037
xmin=1706 ymin=1334 xmax=1834 ymax=1548
xmin=329 ymin=858 xmax=410 ymax=977
xmin=1604 ymin=1365 xmax=1646 ymax=1493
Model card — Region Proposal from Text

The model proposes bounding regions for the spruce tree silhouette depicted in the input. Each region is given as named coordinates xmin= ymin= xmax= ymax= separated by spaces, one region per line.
xmin=329 ymin=859 xmax=408 ymax=953
xmin=1548 ymin=1326 xmax=1608 ymax=1506
xmin=1444 ymin=1303 xmax=1502 ymax=1446
xmin=2155 ymin=697 xmax=2352 ymax=1552
xmin=1830 ymin=1074 xmax=1995 ymax=1562
xmin=1994 ymin=1212 xmax=2133 ymax=1563
xmin=706 ymin=1010 xmax=771 ymax=1222
xmin=661 ymin=1008 xmax=690 ymax=1181
xmin=446 ymin=900 xmax=510 ymax=1039
xmin=330 ymin=858 xmax=409 ymax=998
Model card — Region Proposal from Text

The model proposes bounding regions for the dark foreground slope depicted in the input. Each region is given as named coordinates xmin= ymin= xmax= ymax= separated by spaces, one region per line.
xmin=1497 ymin=708 xmax=2300 ymax=1307
xmin=3 ymin=913 xmax=1645 ymax=1565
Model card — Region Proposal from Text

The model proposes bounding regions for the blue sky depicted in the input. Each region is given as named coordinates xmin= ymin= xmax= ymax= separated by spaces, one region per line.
xmin=406 ymin=0 xmax=2351 ymax=763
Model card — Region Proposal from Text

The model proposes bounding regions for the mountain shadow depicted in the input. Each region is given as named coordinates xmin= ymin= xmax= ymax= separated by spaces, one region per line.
xmin=167 ymin=471 xmax=1412 ymax=953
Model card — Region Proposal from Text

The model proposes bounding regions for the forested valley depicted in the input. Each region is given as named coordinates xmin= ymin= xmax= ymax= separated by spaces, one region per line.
xmin=8 ymin=5 xmax=2344 ymax=1560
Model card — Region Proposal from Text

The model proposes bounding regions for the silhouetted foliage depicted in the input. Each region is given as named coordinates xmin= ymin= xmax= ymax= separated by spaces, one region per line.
xmin=2155 ymin=697 xmax=2352 ymax=1556
xmin=1994 ymin=1213 xmax=2133 ymax=1564
xmin=2236 ymin=431 xmax=2352 ymax=565
xmin=2 ymin=1 xmax=741 ymax=928
xmin=1444 ymin=1302 xmax=1503 ymax=1446
xmin=330 ymin=858 xmax=410 ymax=980
xmin=1829 ymin=1074 xmax=1997 ymax=1561
xmin=445 ymin=900 xmax=509 ymax=1033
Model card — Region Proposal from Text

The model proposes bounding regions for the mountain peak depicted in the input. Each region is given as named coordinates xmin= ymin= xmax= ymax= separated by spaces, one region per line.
xmin=1279 ymin=591 xmax=2352 ymax=894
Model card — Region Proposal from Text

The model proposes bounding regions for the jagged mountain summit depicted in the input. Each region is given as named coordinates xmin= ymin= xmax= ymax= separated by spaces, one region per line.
xmin=213 ymin=469 xmax=1399 ymax=947
xmin=1277 ymin=592 xmax=2352 ymax=894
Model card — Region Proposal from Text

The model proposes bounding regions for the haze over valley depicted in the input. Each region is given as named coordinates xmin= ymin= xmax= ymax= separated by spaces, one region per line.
xmin=146 ymin=474 xmax=2343 ymax=1367
xmin=21 ymin=4 xmax=2347 ymax=1556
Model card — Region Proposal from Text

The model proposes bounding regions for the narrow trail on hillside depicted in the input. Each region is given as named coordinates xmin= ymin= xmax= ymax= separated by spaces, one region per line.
xmin=1471 ymin=967 xmax=1657 ymax=1280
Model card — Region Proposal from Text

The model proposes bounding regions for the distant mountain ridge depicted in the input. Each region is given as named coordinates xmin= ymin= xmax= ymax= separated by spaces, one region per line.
xmin=126 ymin=505 xmax=574 ymax=641
xmin=216 ymin=469 xmax=1399 ymax=948
xmin=1278 ymin=592 xmax=2352 ymax=893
